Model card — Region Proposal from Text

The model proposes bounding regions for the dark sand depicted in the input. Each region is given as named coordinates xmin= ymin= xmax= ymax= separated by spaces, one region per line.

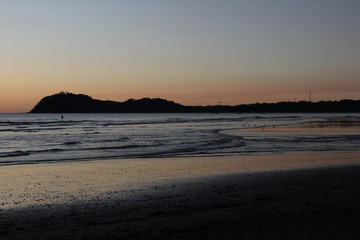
xmin=2 ymin=163 xmax=360 ymax=239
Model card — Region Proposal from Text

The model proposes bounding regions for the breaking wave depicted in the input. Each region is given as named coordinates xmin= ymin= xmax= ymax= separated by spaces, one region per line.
xmin=0 ymin=113 xmax=359 ymax=166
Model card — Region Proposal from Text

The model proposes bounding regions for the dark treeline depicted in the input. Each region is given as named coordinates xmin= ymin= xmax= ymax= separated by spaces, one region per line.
xmin=30 ymin=92 xmax=360 ymax=113
xmin=30 ymin=92 xmax=185 ymax=113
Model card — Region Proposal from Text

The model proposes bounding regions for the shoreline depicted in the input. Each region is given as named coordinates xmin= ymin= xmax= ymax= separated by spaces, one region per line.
xmin=2 ymin=163 xmax=360 ymax=239
xmin=1 ymin=153 xmax=360 ymax=239
xmin=2 ymin=152 xmax=360 ymax=209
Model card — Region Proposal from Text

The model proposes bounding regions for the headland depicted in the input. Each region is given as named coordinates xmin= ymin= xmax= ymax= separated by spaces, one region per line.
xmin=30 ymin=91 xmax=360 ymax=113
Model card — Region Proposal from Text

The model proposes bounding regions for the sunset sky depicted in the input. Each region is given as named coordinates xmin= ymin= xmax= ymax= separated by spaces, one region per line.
xmin=1 ymin=0 xmax=359 ymax=113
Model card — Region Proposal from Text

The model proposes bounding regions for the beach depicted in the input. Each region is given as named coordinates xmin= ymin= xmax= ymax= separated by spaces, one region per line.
xmin=1 ymin=152 xmax=360 ymax=239
xmin=1 ymin=113 xmax=360 ymax=239
xmin=2 ymin=0 xmax=360 ymax=237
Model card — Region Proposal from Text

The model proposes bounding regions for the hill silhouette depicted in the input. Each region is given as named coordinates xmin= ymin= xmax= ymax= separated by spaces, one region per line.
xmin=30 ymin=92 xmax=360 ymax=113
xmin=30 ymin=92 xmax=185 ymax=113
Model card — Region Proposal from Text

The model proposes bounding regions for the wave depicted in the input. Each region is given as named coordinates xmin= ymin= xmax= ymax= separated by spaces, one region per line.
xmin=0 ymin=150 xmax=30 ymax=158
xmin=1 ymin=113 xmax=359 ymax=166
xmin=82 ymin=144 xmax=153 ymax=151
xmin=246 ymin=135 xmax=360 ymax=143
xmin=0 ymin=148 xmax=63 ymax=158
xmin=0 ymin=115 xmax=281 ymax=128
xmin=63 ymin=141 xmax=80 ymax=145
xmin=89 ymin=137 xmax=130 ymax=143
xmin=0 ymin=120 xmax=85 ymax=126
xmin=0 ymin=115 xmax=304 ymax=136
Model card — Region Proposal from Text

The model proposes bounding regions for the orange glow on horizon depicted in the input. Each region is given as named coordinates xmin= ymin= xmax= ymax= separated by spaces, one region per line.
xmin=1 ymin=68 xmax=360 ymax=113
xmin=1 ymin=84 xmax=359 ymax=113
xmin=0 ymin=2 xmax=359 ymax=113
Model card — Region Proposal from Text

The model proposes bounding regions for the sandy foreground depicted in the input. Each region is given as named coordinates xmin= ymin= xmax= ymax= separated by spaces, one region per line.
xmin=1 ymin=152 xmax=360 ymax=239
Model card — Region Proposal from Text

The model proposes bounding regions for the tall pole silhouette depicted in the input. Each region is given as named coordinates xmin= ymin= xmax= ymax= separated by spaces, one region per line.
xmin=309 ymin=91 xmax=312 ymax=102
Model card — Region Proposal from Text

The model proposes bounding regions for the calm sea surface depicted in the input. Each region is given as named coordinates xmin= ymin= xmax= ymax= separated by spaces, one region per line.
xmin=0 ymin=113 xmax=359 ymax=166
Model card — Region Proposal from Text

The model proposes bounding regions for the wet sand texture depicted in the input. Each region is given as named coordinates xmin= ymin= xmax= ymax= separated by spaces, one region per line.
xmin=1 ymin=152 xmax=360 ymax=209
xmin=2 ymin=164 xmax=360 ymax=239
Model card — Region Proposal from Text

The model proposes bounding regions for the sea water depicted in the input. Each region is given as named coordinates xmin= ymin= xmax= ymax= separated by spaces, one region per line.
xmin=0 ymin=113 xmax=359 ymax=166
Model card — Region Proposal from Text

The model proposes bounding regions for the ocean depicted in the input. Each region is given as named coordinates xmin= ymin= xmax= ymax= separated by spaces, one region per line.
xmin=0 ymin=113 xmax=359 ymax=166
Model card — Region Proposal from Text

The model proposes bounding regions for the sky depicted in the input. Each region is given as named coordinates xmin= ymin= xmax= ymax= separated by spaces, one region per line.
xmin=1 ymin=0 xmax=359 ymax=113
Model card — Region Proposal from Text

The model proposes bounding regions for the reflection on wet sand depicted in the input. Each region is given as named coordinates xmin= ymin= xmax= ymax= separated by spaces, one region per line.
xmin=2 ymin=153 xmax=360 ymax=240
xmin=302 ymin=119 xmax=360 ymax=134
xmin=227 ymin=119 xmax=360 ymax=135
xmin=1 ymin=152 xmax=360 ymax=209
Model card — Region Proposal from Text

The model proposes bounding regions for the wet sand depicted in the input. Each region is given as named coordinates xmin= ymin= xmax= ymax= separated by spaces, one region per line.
xmin=223 ymin=117 xmax=360 ymax=136
xmin=1 ymin=153 xmax=360 ymax=239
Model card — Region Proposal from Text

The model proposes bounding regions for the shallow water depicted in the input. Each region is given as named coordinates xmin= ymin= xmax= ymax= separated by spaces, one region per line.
xmin=0 ymin=113 xmax=359 ymax=165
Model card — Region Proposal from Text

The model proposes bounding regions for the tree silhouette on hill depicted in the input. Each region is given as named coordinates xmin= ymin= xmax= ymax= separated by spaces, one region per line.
xmin=30 ymin=92 xmax=360 ymax=113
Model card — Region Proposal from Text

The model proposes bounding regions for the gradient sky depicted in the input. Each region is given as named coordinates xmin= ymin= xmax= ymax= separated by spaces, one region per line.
xmin=1 ymin=0 xmax=359 ymax=112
